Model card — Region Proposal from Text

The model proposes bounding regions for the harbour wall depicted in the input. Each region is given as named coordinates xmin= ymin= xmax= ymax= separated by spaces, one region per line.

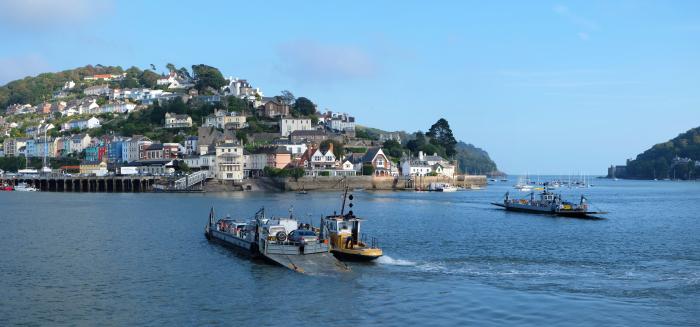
xmin=0 ymin=175 xmax=157 ymax=192
xmin=277 ymin=175 xmax=487 ymax=191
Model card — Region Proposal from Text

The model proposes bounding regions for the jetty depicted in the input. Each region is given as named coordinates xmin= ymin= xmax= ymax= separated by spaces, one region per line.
xmin=0 ymin=174 xmax=157 ymax=192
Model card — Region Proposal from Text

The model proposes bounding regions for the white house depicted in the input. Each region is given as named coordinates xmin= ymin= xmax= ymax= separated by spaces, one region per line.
xmin=62 ymin=117 xmax=101 ymax=131
xmin=164 ymin=112 xmax=193 ymax=128
xmin=84 ymin=85 xmax=110 ymax=96
xmin=215 ymin=140 xmax=244 ymax=181
xmin=122 ymin=136 xmax=152 ymax=163
xmin=63 ymin=80 xmax=76 ymax=90
xmin=272 ymin=141 xmax=307 ymax=157
xmin=280 ymin=118 xmax=313 ymax=137
xmin=69 ymin=134 xmax=92 ymax=153
xmin=99 ymin=102 xmax=136 ymax=114
xmin=400 ymin=151 xmax=456 ymax=177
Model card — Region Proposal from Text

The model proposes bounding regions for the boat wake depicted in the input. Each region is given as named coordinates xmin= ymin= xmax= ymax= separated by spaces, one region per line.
xmin=376 ymin=255 xmax=416 ymax=266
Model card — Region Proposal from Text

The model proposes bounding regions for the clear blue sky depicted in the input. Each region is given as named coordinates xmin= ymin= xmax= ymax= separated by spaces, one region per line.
xmin=1 ymin=0 xmax=699 ymax=174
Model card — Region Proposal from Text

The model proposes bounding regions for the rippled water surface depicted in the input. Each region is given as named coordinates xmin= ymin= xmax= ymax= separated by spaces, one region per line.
xmin=1 ymin=179 xmax=698 ymax=326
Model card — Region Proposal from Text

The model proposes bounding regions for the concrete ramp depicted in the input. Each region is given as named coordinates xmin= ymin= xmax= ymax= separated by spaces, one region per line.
xmin=266 ymin=252 xmax=350 ymax=275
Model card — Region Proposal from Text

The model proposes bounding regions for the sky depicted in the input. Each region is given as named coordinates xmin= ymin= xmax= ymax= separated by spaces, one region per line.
xmin=1 ymin=0 xmax=699 ymax=174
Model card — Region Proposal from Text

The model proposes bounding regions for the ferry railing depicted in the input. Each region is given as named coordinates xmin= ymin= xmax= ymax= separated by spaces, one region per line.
xmin=359 ymin=233 xmax=379 ymax=249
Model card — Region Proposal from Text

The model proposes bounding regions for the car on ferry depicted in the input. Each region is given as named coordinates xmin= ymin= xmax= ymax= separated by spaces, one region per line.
xmin=288 ymin=229 xmax=319 ymax=244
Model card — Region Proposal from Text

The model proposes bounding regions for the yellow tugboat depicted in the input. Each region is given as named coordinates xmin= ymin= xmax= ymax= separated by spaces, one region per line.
xmin=321 ymin=188 xmax=383 ymax=261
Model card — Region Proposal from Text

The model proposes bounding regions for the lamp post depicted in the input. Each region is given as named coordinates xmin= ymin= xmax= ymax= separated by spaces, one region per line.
xmin=40 ymin=123 xmax=54 ymax=174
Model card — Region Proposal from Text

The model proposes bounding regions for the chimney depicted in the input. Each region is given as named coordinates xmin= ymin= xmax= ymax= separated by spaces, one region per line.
xmin=327 ymin=142 xmax=334 ymax=156
xmin=418 ymin=151 xmax=424 ymax=161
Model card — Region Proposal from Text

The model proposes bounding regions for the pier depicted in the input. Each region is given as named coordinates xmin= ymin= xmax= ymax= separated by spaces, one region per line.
xmin=0 ymin=175 xmax=157 ymax=192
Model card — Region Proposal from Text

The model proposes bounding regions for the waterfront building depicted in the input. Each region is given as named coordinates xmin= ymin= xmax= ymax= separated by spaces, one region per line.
xmin=123 ymin=136 xmax=152 ymax=163
xmin=183 ymin=153 xmax=216 ymax=172
xmin=79 ymin=160 xmax=108 ymax=176
xmin=215 ymin=140 xmax=244 ymax=182
xmin=400 ymin=151 xmax=455 ymax=177
xmin=349 ymin=147 xmax=393 ymax=176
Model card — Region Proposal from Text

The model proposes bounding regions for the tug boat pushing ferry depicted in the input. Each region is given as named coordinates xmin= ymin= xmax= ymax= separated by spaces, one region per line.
xmin=492 ymin=189 xmax=607 ymax=218
xmin=205 ymin=207 xmax=349 ymax=274
xmin=321 ymin=187 xmax=383 ymax=261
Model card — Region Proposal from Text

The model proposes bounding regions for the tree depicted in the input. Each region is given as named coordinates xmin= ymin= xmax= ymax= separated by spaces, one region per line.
xmin=292 ymin=97 xmax=316 ymax=116
xmin=138 ymin=70 xmax=160 ymax=88
xmin=406 ymin=131 xmax=427 ymax=153
xmin=191 ymin=64 xmax=226 ymax=92
xmin=427 ymin=118 xmax=458 ymax=156
xmin=362 ymin=163 xmax=375 ymax=176
xmin=120 ymin=77 xmax=140 ymax=89
xmin=149 ymin=64 xmax=156 ymax=71
xmin=287 ymin=167 xmax=305 ymax=180
xmin=178 ymin=67 xmax=192 ymax=80
xmin=383 ymin=139 xmax=404 ymax=158
xmin=320 ymin=139 xmax=344 ymax=158
xmin=279 ymin=90 xmax=295 ymax=106
xmin=166 ymin=63 xmax=176 ymax=73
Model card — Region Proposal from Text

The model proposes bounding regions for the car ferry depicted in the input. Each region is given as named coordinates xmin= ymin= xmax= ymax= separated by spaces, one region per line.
xmin=205 ymin=207 xmax=349 ymax=274
xmin=321 ymin=188 xmax=383 ymax=261
xmin=492 ymin=189 xmax=607 ymax=219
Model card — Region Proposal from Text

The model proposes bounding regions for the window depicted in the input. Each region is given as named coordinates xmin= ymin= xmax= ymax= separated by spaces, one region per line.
xmin=326 ymin=156 xmax=333 ymax=161
xmin=314 ymin=156 xmax=321 ymax=161
xmin=377 ymin=158 xmax=384 ymax=167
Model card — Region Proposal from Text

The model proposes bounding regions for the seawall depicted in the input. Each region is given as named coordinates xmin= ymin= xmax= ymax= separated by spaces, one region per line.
xmin=278 ymin=175 xmax=487 ymax=191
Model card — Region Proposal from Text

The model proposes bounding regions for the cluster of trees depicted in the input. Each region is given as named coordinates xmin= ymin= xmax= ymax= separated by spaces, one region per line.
xmin=275 ymin=90 xmax=316 ymax=118
xmin=624 ymin=126 xmax=700 ymax=180
xmin=263 ymin=166 xmax=305 ymax=180
xmin=379 ymin=118 xmax=499 ymax=175
xmin=405 ymin=118 xmax=458 ymax=158
xmin=191 ymin=64 xmax=226 ymax=93
xmin=0 ymin=63 xmax=230 ymax=113
xmin=0 ymin=65 xmax=124 ymax=110
xmin=0 ymin=156 xmax=80 ymax=171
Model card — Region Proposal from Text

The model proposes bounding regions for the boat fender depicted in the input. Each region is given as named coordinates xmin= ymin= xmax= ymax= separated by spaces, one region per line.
xmin=276 ymin=231 xmax=287 ymax=242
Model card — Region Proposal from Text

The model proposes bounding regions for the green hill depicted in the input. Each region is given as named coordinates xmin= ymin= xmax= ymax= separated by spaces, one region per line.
xmin=455 ymin=141 xmax=499 ymax=175
xmin=623 ymin=126 xmax=700 ymax=179
xmin=0 ymin=65 xmax=127 ymax=109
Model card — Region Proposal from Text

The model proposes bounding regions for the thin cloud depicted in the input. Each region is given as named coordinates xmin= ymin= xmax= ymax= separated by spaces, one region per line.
xmin=0 ymin=54 xmax=51 ymax=85
xmin=497 ymin=69 xmax=601 ymax=78
xmin=553 ymin=4 xmax=599 ymax=30
xmin=0 ymin=0 xmax=113 ymax=30
xmin=553 ymin=4 xmax=599 ymax=40
xmin=276 ymin=40 xmax=378 ymax=84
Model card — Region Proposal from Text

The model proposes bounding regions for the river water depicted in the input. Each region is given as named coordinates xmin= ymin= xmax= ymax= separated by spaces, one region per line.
xmin=1 ymin=179 xmax=698 ymax=326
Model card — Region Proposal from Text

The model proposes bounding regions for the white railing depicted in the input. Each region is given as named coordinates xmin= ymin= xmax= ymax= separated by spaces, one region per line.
xmin=173 ymin=170 xmax=211 ymax=190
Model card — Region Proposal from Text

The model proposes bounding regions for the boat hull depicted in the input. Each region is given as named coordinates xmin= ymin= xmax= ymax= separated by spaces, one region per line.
xmin=492 ymin=203 xmax=602 ymax=219
xmin=207 ymin=229 xmax=260 ymax=258
xmin=206 ymin=227 xmax=349 ymax=274
xmin=331 ymin=249 xmax=383 ymax=262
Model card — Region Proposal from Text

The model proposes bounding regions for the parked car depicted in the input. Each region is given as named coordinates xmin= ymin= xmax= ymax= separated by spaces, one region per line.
xmin=287 ymin=229 xmax=319 ymax=244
